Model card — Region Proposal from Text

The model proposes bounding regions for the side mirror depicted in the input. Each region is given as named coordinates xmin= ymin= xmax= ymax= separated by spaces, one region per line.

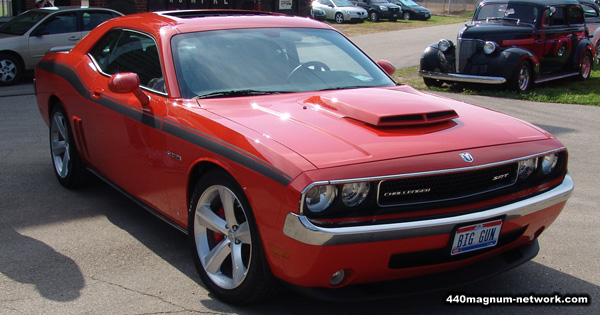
xmin=108 ymin=72 xmax=149 ymax=106
xmin=376 ymin=59 xmax=396 ymax=76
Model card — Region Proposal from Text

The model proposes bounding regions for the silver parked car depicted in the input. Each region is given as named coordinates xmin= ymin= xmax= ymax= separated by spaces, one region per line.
xmin=311 ymin=0 xmax=368 ymax=23
xmin=0 ymin=6 xmax=122 ymax=86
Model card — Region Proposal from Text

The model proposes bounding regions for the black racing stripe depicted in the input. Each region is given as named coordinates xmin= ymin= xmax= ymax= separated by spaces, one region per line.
xmin=162 ymin=121 xmax=293 ymax=186
xmin=37 ymin=60 xmax=293 ymax=186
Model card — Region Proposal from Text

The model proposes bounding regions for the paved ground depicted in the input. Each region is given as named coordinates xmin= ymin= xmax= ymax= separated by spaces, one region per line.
xmin=0 ymin=22 xmax=598 ymax=314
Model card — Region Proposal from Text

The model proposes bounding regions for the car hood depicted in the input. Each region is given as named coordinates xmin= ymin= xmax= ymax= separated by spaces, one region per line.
xmin=199 ymin=86 xmax=550 ymax=169
xmin=461 ymin=23 xmax=534 ymax=41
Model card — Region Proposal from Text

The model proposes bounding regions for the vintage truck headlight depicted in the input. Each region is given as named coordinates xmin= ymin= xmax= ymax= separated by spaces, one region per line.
xmin=341 ymin=182 xmax=370 ymax=207
xmin=483 ymin=41 xmax=498 ymax=54
xmin=541 ymin=153 xmax=559 ymax=174
xmin=438 ymin=39 xmax=453 ymax=52
xmin=305 ymin=185 xmax=337 ymax=213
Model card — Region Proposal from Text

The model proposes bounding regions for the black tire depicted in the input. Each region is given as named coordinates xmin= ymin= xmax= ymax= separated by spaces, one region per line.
xmin=578 ymin=50 xmax=593 ymax=81
xmin=335 ymin=12 xmax=344 ymax=24
xmin=188 ymin=169 xmax=278 ymax=304
xmin=49 ymin=103 xmax=92 ymax=188
xmin=369 ymin=11 xmax=379 ymax=22
xmin=403 ymin=11 xmax=411 ymax=20
xmin=595 ymin=41 xmax=600 ymax=65
xmin=423 ymin=77 xmax=443 ymax=88
xmin=509 ymin=60 xmax=533 ymax=93
xmin=0 ymin=53 xmax=23 ymax=86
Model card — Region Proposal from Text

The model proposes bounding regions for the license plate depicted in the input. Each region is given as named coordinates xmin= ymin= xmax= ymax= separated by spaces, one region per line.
xmin=451 ymin=219 xmax=502 ymax=255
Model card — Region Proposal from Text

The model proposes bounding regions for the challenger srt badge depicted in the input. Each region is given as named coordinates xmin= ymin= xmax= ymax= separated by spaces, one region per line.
xmin=460 ymin=152 xmax=474 ymax=163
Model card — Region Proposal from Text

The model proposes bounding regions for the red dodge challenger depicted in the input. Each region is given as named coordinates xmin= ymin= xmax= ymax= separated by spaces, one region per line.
xmin=35 ymin=10 xmax=573 ymax=304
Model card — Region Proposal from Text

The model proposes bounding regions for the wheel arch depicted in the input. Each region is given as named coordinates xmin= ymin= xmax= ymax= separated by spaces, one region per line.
xmin=0 ymin=50 xmax=25 ymax=70
xmin=572 ymin=40 xmax=595 ymax=70
xmin=500 ymin=48 xmax=540 ymax=82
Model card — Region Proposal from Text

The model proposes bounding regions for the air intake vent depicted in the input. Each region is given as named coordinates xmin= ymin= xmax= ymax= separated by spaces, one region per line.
xmin=378 ymin=110 xmax=459 ymax=126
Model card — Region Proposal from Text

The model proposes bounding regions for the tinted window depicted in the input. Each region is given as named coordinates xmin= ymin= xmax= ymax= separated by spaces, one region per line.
xmin=569 ymin=6 xmax=585 ymax=24
xmin=0 ymin=11 xmax=49 ymax=35
xmin=89 ymin=30 xmax=164 ymax=93
xmin=37 ymin=12 xmax=78 ymax=35
xmin=83 ymin=11 xmax=119 ymax=31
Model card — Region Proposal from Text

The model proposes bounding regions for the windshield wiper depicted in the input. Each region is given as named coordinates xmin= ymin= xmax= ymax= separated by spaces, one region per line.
xmin=195 ymin=90 xmax=283 ymax=99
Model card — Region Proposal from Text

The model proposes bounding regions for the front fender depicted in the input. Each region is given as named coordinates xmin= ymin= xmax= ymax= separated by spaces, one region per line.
xmin=494 ymin=47 xmax=540 ymax=82
xmin=419 ymin=43 xmax=455 ymax=73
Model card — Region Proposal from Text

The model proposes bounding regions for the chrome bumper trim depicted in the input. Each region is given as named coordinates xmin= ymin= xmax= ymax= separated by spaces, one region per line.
xmin=419 ymin=70 xmax=507 ymax=84
xmin=283 ymin=173 xmax=573 ymax=246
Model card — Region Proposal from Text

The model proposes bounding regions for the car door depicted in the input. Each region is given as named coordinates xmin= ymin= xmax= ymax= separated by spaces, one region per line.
xmin=86 ymin=29 xmax=171 ymax=213
xmin=539 ymin=6 xmax=573 ymax=72
xmin=28 ymin=11 xmax=82 ymax=66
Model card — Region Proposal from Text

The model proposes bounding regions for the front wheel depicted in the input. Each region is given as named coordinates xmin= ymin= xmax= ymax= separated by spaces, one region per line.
xmin=578 ymin=51 xmax=592 ymax=80
xmin=510 ymin=61 xmax=533 ymax=93
xmin=188 ymin=169 xmax=278 ymax=304
xmin=369 ymin=11 xmax=379 ymax=22
xmin=335 ymin=12 xmax=344 ymax=24
xmin=423 ymin=77 xmax=443 ymax=88
xmin=50 ymin=104 xmax=91 ymax=188
xmin=403 ymin=12 xmax=411 ymax=20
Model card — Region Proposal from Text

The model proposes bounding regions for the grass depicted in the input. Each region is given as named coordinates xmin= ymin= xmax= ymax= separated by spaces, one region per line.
xmin=328 ymin=14 xmax=471 ymax=36
xmin=394 ymin=66 xmax=600 ymax=106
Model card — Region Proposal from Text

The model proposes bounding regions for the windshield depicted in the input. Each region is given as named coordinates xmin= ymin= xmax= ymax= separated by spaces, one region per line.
xmin=475 ymin=3 xmax=539 ymax=24
xmin=332 ymin=0 xmax=355 ymax=7
xmin=400 ymin=0 xmax=419 ymax=6
xmin=172 ymin=28 xmax=395 ymax=99
xmin=0 ymin=11 xmax=49 ymax=35
xmin=370 ymin=0 xmax=389 ymax=4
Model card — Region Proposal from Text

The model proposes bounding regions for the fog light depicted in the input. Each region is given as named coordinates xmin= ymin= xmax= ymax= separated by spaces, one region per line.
xmin=329 ymin=269 xmax=346 ymax=286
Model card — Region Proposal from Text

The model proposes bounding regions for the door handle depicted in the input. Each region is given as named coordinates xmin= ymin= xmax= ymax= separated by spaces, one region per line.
xmin=68 ymin=36 xmax=80 ymax=41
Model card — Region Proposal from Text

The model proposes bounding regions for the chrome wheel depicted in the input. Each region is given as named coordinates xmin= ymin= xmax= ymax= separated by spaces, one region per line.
xmin=369 ymin=11 xmax=379 ymax=22
xmin=193 ymin=184 xmax=252 ymax=290
xmin=0 ymin=53 xmax=21 ymax=86
xmin=403 ymin=12 xmax=411 ymax=20
xmin=511 ymin=61 xmax=532 ymax=93
xmin=579 ymin=51 xmax=592 ymax=80
xmin=50 ymin=110 xmax=71 ymax=179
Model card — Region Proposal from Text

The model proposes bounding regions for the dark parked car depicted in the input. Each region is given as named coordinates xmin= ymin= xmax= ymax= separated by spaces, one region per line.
xmin=389 ymin=0 xmax=431 ymax=20
xmin=419 ymin=0 xmax=596 ymax=92
xmin=0 ymin=6 xmax=122 ymax=86
xmin=579 ymin=0 xmax=600 ymax=61
xmin=354 ymin=0 xmax=401 ymax=22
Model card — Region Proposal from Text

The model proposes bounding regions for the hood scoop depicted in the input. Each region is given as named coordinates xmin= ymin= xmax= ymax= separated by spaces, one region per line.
xmin=301 ymin=89 xmax=459 ymax=127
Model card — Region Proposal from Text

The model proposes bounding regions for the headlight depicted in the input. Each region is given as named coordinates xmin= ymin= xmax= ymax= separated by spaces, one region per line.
xmin=341 ymin=182 xmax=370 ymax=207
xmin=541 ymin=153 xmax=559 ymax=174
xmin=305 ymin=185 xmax=337 ymax=213
xmin=438 ymin=39 xmax=453 ymax=52
xmin=518 ymin=158 xmax=538 ymax=179
xmin=483 ymin=41 xmax=498 ymax=54
xmin=380 ymin=6 xmax=388 ymax=11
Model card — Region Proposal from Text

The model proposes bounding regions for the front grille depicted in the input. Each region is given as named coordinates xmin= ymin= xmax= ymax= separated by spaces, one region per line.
xmin=457 ymin=38 xmax=480 ymax=73
xmin=390 ymin=7 xmax=400 ymax=13
xmin=377 ymin=163 xmax=519 ymax=207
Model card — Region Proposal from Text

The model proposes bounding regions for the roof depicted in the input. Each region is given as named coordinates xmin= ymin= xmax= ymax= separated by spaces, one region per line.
xmin=480 ymin=0 xmax=582 ymax=6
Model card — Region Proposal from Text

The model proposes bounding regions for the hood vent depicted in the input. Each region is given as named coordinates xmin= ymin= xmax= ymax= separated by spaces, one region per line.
xmin=379 ymin=110 xmax=459 ymax=126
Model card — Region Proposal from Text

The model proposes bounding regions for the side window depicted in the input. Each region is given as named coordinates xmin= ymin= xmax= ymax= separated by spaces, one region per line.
xmin=89 ymin=30 xmax=165 ymax=93
xmin=83 ymin=11 xmax=117 ymax=31
xmin=581 ymin=4 xmax=600 ymax=18
xmin=35 ymin=12 xmax=78 ymax=35
xmin=569 ymin=6 xmax=585 ymax=25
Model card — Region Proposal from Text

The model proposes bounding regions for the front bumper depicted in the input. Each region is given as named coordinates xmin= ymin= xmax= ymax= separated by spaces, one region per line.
xmin=418 ymin=69 xmax=507 ymax=85
xmin=284 ymin=173 xmax=572 ymax=246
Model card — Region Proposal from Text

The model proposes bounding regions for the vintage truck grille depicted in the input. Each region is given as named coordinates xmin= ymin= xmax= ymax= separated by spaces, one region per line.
xmin=457 ymin=38 xmax=480 ymax=73
xmin=377 ymin=163 xmax=519 ymax=207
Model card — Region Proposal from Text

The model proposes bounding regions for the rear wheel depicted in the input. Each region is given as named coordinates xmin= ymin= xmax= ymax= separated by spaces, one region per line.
xmin=510 ymin=61 xmax=532 ymax=93
xmin=0 ymin=53 xmax=22 ymax=86
xmin=188 ymin=169 xmax=278 ymax=304
xmin=403 ymin=12 xmax=411 ymax=20
xmin=49 ymin=103 xmax=91 ymax=188
xmin=578 ymin=51 xmax=592 ymax=80
xmin=335 ymin=12 xmax=344 ymax=24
